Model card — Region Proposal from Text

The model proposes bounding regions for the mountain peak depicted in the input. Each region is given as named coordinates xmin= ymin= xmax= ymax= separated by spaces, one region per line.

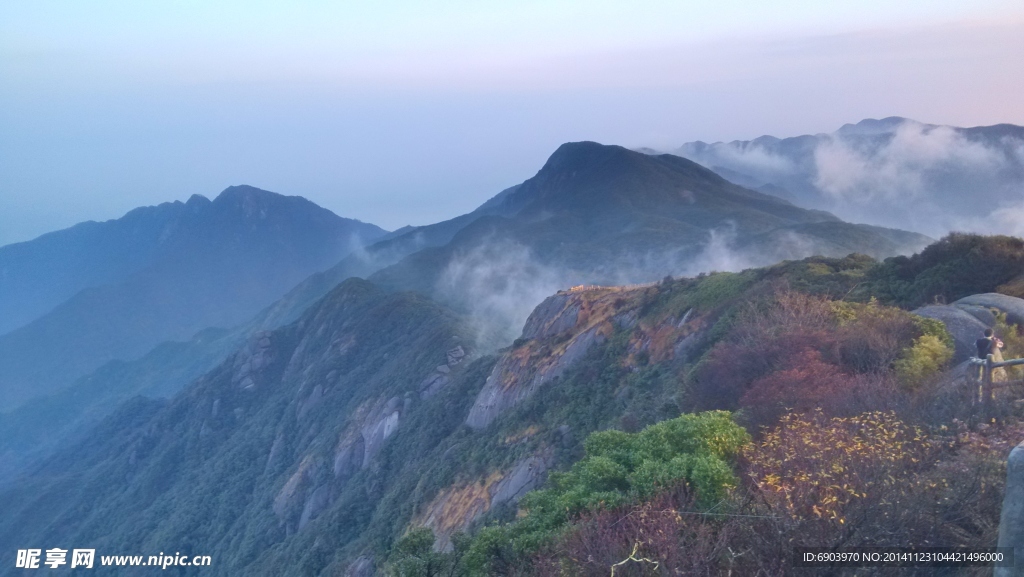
xmin=507 ymin=140 xmax=745 ymax=216
xmin=215 ymin=184 xmax=284 ymax=203
xmin=836 ymin=116 xmax=912 ymax=136
xmin=185 ymin=194 xmax=211 ymax=208
xmin=541 ymin=141 xmax=637 ymax=173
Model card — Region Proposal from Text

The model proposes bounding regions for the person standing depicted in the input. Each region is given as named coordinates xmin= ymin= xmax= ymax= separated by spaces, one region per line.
xmin=976 ymin=328 xmax=1007 ymax=382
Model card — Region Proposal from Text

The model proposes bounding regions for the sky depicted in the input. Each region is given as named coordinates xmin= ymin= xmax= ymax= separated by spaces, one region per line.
xmin=2 ymin=1 xmax=1024 ymax=246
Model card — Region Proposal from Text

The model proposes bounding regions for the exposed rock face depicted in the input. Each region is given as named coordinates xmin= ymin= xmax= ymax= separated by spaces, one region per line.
xmin=914 ymin=293 xmax=1024 ymax=363
xmin=333 ymin=396 xmax=406 ymax=478
xmin=625 ymin=308 xmax=700 ymax=366
xmin=955 ymin=293 xmax=1024 ymax=327
xmin=489 ymin=453 xmax=552 ymax=505
xmin=956 ymin=304 xmax=998 ymax=327
xmin=466 ymin=289 xmax=627 ymax=430
xmin=297 ymin=384 xmax=325 ymax=420
xmin=446 ymin=345 xmax=467 ymax=366
xmin=465 ymin=287 xmax=698 ymax=430
xmin=332 ymin=435 xmax=364 ymax=479
xmin=521 ymin=294 xmax=581 ymax=340
xmin=298 ymin=484 xmax=330 ymax=530
xmin=466 ymin=324 xmax=610 ymax=430
xmin=416 ymin=451 xmax=554 ymax=550
xmin=274 ymin=395 xmax=410 ymax=533
xmin=344 ymin=556 xmax=375 ymax=577
xmin=360 ymin=397 xmax=402 ymax=467
xmin=997 ymin=440 xmax=1024 ymax=577
xmin=231 ymin=331 xmax=274 ymax=391
xmin=273 ymin=455 xmax=320 ymax=521
xmin=418 ymin=346 xmax=468 ymax=399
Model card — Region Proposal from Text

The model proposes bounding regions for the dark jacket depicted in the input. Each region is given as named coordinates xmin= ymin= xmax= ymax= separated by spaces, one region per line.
xmin=977 ymin=337 xmax=995 ymax=358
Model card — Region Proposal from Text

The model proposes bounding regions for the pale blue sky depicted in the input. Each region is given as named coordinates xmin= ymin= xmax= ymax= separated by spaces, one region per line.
xmin=2 ymin=1 xmax=1023 ymax=244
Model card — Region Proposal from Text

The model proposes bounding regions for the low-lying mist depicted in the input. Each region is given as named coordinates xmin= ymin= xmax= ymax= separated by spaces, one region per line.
xmin=433 ymin=225 xmax=877 ymax=352
xmin=674 ymin=119 xmax=1024 ymax=238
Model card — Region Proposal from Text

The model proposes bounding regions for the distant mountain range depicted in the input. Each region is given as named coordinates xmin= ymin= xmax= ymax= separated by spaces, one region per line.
xmin=0 ymin=186 xmax=386 ymax=410
xmin=0 ymin=134 xmax=1008 ymax=576
xmin=658 ymin=117 xmax=1024 ymax=238
xmin=0 ymin=141 xmax=932 ymax=475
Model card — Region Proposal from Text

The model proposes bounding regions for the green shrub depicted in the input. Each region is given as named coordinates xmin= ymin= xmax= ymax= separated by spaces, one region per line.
xmin=384 ymin=528 xmax=472 ymax=577
xmin=865 ymin=233 xmax=1024 ymax=308
xmin=462 ymin=411 xmax=749 ymax=573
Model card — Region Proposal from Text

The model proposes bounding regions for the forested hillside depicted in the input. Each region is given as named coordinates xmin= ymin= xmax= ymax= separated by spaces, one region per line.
xmin=3 ymin=234 xmax=1023 ymax=576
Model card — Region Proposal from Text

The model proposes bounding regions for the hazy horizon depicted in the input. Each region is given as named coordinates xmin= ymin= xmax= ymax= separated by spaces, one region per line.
xmin=3 ymin=1 xmax=1024 ymax=245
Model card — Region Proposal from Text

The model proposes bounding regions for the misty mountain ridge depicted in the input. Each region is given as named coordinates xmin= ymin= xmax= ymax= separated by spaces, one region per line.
xmin=366 ymin=141 xmax=930 ymax=345
xmin=0 ymin=185 xmax=387 ymax=410
xmin=0 ymin=140 xmax=928 ymax=481
xmin=668 ymin=117 xmax=1024 ymax=237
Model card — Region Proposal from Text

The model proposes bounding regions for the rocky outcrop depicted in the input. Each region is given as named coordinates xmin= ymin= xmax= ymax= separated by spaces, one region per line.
xmin=334 ymin=396 xmax=406 ymax=477
xmin=489 ymin=453 xmax=552 ymax=505
xmin=914 ymin=293 xmax=1024 ymax=363
xmin=955 ymin=293 xmax=1024 ymax=327
xmin=416 ymin=451 xmax=554 ymax=550
xmin=996 ymin=440 xmax=1024 ymax=577
xmin=465 ymin=289 xmax=628 ymax=430
xmin=272 ymin=455 xmax=320 ymax=522
xmin=521 ymin=294 xmax=581 ymax=340
xmin=297 ymin=384 xmax=325 ymax=420
xmin=465 ymin=324 xmax=609 ymax=431
xmin=298 ymin=484 xmax=330 ymax=530
xmin=360 ymin=397 xmax=403 ymax=466
xmin=625 ymin=308 xmax=701 ymax=366
xmin=274 ymin=395 xmax=410 ymax=533
xmin=231 ymin=331 xmax=274 ymax=391
xmin=465 ymin=287 xmax=697 ymax=430
xmin=418 ymin=345 xmax=467 ymax=399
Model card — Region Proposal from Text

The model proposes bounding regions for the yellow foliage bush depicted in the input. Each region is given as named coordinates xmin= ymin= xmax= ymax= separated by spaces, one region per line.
xmin=744 ymin=410 xmax=929 ymax=524
xmin=894 ymin=333 xmax=953 ymax=388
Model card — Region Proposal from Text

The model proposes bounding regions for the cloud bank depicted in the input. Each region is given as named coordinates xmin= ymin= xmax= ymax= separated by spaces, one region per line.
xmin=675 ymin=119 xmax=1024 ymax=238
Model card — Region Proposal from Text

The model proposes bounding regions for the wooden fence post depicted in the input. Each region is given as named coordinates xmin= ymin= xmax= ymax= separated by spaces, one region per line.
xmin=984 ymin=354 xmax=995 ymax=423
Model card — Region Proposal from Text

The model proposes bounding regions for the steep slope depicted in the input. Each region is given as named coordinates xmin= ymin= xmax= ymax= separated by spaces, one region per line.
xmin=0 ymin=278 xmax=480 ymax=577
xmin=3 ymin=236 xmax=1022 ymax=575
xmin=0 ymin=186 xmax=387 ymax=410
xmin=672 ymin=117 xmax=1024 ymax=237
xmin=0 ymin=273 xmax=695 ymax=576
xmin=0 ymin=186 xmax=525 ymax=480
xmin=0 ymin=254 xmax=893 ymax=575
